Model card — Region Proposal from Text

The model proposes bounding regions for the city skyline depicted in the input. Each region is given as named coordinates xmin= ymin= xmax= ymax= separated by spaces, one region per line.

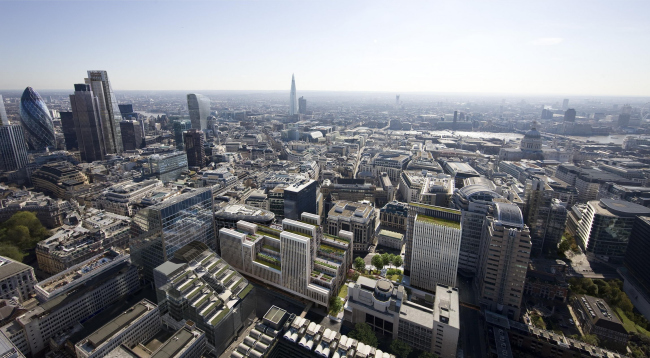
xmin=1 ymin=1 xmax=650 ymax=96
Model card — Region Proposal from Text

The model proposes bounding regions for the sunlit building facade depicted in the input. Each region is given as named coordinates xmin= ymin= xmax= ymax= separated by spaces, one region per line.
xmin=19 ymin=87 xmax=55 ymax=150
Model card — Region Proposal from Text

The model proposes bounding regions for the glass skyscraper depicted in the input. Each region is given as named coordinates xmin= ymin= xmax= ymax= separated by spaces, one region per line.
xmin=19 ymin=87 xmax=55 ymax=150
xmin=187 ymin=94 xmax=210 ymax=131
xmin=69 ymin=83 xmax=106 ymax=162
xmin=289 ymin=74 xmax=298 ymax=116
xmin=0 ymin=95 xmax=9 ymax=126
xmin=0 ymin=125 xmax=29 ymax=171
xmin=173 ymin=119 xmax=192 ymax=149
xmin=87 ymin=70 xmax=124 ymax=154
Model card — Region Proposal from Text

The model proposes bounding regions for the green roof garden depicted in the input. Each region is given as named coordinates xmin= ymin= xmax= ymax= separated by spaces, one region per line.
xmin=211 ymin=307 xmax=230 ymax=325
xmin=238 ymin=284 xmax=253 ymax=299
xmin=410 ymin=202 xmax=461 ymax=214
xmin=416 ymin=214 xmax=461 ymax=229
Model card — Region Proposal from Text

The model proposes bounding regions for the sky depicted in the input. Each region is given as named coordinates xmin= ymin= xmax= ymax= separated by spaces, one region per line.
xmin=1 ymin=0 xmax=650 ymax=96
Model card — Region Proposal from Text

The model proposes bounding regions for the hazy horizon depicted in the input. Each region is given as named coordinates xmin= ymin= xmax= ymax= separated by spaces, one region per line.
xmin=2 ymin=0 xmax=650 ymax=97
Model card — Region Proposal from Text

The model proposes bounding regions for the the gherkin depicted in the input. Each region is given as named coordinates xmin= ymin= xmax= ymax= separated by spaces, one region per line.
xmin=19 ymin=87 xmax=55 ymax=150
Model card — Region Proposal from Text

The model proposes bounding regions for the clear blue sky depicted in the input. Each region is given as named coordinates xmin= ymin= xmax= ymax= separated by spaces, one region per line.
xmin=2 ymin=0 xmax=649 ymax=96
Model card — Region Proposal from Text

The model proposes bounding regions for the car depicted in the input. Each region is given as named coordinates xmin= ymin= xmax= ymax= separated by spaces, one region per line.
xmin=568 ymin=318 xmax=574 ymax=325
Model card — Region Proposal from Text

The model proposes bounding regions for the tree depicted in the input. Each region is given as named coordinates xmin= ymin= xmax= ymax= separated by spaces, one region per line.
xmin=380 ymin=253 xmax=392 ymax=267
xmin=392 ymin=255 xmax=403 ymax=268
xmin=349 ymin=323 xmax=378 ymax=347
xmin=371 ymin=254 xmax=385 ymax=272
xmin=0 ymin=211 xmax=50 ymax=262
xmin=419 ymin=352 xmax=438 ymax=358
xmin=390 ymin=339 xmax=412 ymax=358
xmin=581 ymin=334 xmax=599 ymax=346
xmin=0 ymin=244 xmax=25 ymax=262
xmin=354 ymin=257 xmax=366 ymax=272
xmin=329 ymin=296 xmax=343 ymax=316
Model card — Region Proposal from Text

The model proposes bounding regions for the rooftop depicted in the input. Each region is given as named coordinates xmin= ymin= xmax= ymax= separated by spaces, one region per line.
xmin=0 ymin=256 xmax=32 ymax=282
xmin=416 ymin=214 xmax=461 ymax=229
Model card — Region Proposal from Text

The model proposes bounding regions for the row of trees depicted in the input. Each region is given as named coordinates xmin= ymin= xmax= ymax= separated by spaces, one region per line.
xmin=0 ymin=211 xmax=50 ymax=262
xmin=348 ymin=323 xmax=438 ymax=358
xmin=353 ymin=253 xmax=403 ymax=273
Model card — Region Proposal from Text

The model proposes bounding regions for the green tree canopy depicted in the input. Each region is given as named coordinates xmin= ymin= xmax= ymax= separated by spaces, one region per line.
xmin=392 ymin=255 xmax=403 ymax=268
xmin=354 ymin=257 xmax=366 ymax=272
xmin=371 ymin=254 xmax=385 ymax=272
xmin=0 ymin=211 xmax=50 ymax=262
xmin=390 ymin=339 xmax=412 ymax=358
xmin=349 ymin=323 xmax=378 ymax=347
xmin=0 ymin=244 xmax=26 ymax=262
xmin=328 ymin=296 xmax=343 ymax=316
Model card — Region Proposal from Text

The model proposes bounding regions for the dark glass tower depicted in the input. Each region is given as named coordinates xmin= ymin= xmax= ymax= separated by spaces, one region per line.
xmin=69 ymin=83 xmax=106 ymax=162
xmin=87 ymin=70 xmax=124 ymax=154
xmin=60 ymin=111 xmax=78 ymax=150
xmin=19 ymin=87 xmax=55 ymax=150
xmin=183 ymin=128 xmax=205 ymax=168
xmin=0 ymin=125 xmax=29 ymax=171
xmin=624 ymin=217 xmax=650 ymax=293
xmin=120 ymin=120 xmax=144 ymax=151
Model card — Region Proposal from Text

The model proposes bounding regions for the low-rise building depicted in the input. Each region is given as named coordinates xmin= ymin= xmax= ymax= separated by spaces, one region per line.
xmin=523 ymin=259 xmax=569 ymax=302
xmin=95 ymin=179 xmax=163 ymax=216
xmin=0 ymin=257 xmax=36 ymax=303
xmin=377 ymin=230 xmax=403 ymax=250
xmin=572 ymin=295 xmax=628 ymax=350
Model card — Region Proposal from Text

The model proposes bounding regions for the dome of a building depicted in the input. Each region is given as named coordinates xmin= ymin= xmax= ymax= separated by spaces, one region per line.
xmin=524 ymin=127 xmax=541 ymax=139
xmin=520 ymin=121 xmax=543 ymax=152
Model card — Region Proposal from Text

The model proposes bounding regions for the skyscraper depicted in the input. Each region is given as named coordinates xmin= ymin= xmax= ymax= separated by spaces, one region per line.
xmin=87 ymin=71 xmax=124 ymax=154
xmin=562 ymin=98 xmax=569 ymax=111
xmin=183 ymin=128 xmax=206 ymax=168
xmin=564 ymin=108 xmax=576 ymax=122
xmin=0 ymin=125 xmax=29 ymax=171
xmin=173 ymin=119 xmax=192 ymax=150
xmin=289 ymin=74 xmax=298 ymax=116
xmin=120 ymin=120 xmax=144 ymax=150
xmin=477 ymin=202 xmax=531 ymax=320
xmin=187 ymin=94 xmax=210 ymax=131
xmin=298 ymin=96 xmax=307 ymax=115
xmin=59 ymin=111 xmax=78 ymax=150
xmin=19 ymin=87 xmax=56 ymax=150
xmin=69 ymin=83 xmax=106 ymax=162
xmin=0 ymin=95 xmax=8 ymax=126
xmin=523 ymin=177 xmax=568 ymax=256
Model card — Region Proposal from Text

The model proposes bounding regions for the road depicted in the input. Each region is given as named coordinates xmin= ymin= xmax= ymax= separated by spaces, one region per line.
xmin=457 ymin=275 xmax=487 ymax=358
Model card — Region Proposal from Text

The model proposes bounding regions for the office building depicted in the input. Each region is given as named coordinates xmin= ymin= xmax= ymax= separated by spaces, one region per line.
xmin=120 ymin=120 xmax=144 ymax=151
xmin=283 ymin=179 xmax=318 ymax=220
xmin=298 ymin=96 xmax=307 ymax=115
xmin=622 ymin=217 xmax=650 ymax=321
xmin=0 ymin=125 xmax=29 ymax=172
xmin=400 ymin=171 xmax=454 ymax=206
xmin=564 ymin=108 xmax=576 ymax=122
xmin=451 ymin=178 xmax=503 ymax=274
xmin=70 ymin=83 xmax=107 ymax=162
xmin=219 ymin=215 xmax=351 ymax=308
xmin=327 ymin=201 xmax=376 ymax=252
xmin=130 ymin=188 xmax=215 ymax=280
xmin=576 ymin=199 xmax=650 ymax=260
xmin=571 ymin=295 xmax=628 ymax=350
xmin=0 ymin=94 xmax=8 ymax=125
xmin=368 ymin=151 xmax=411 ymax=185
xmin=429 ymin=285 xmax=460 ymax=358
xmin=104 ymin=325 xmax=205 ymax=358
xmin=214 ymin=204 xmax=275 ymax=233
xmin=19 ymin=87 xmax=55 ymax=150
xmin=441 ymin=161 xmax=480 ymax=189
xmin=0 ymin=257 xmax=36 ymax=303
xmin=153 ymin=242 xmax=254 ymax=355
xmin=118 ymin=104 xmax=137 ymax=120
xmin=523 ymin=177 xmax=568 ymax=256
xmin=87 ymin=70 xmax=123 ymax=154
xmin=410 ymin=208 xmax=462 ymax=290
xmin=1 ymin=251 xmax=140 ymax=356
xmin=59 ymin=111 xmax=78 ymax=150
xmin=0 ymin=331 xmax=24 ymax=358
xmin=477 ymin=202 xmax=531 ymax=320
xmin=377 ymin=230 xmax=403 ymax=250
xmin=289 ymin=74 xmax=298 ymax=116
xmin=95 ymin=179 xmax=163 ymax=216
xmin=618 ymin=113 xmax=631 ymax=127
xmin=31 ymin=162 xmax=89 ymax=199
xmin=183 ymin=129 xmax=205 ymax=168
xmin=144 ymin=151 xmax=188 ymax=183
xmin=173 ymin=120 xmax=192 ymax=150
xmin=379 ymin=200 xmax=409 ymax=232
xmin=75 ymin=299 xmax=161 ymax=358
xmin=523 ymin=259 xmax=569 ymax=302
xmin=187 ymin=94 xmax=210 ymax=131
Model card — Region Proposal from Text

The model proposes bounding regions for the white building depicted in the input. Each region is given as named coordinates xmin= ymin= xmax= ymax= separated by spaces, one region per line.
xmin=431 ymin=285 xmax=460 ymax=358
xmin=0 ymin=257 xmax=36 ymax=303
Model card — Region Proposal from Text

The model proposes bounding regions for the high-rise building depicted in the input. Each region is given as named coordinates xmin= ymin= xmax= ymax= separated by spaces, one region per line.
xmin=173 ymin=119 xmax=192 ymax=150
xmin=562 ymin=99 xmax=569 ymax=111
xmin=622 ymin=216 xmax=650 ymax=320
xmin=0 ymin=125 xmax=29 ymax=171
xmin=410 ymin=209 xmax=462 ymax=290
xmin=186 ymin=94 xmax=210 ymax=131
xmin=523 ymin=177 xmax=568 ymax=256
xmin=183 ymin=129 xmax=205 ymax=168
xmin=0 ymin=256 xmax=36 ymax=303
xmin=283 ymin=179 xmax=319 ymax=220
xmin=564 ymin=108 xmax=576 ymax=122
xmin=289 ymin=74 xmax=298 ymax=116
xmin=59 ymin=111 xmax=78 ymax=150
xmin=130 ymin=188 xmax=215 ymax=279
xmin=119 ymin=120 xmax=144 ymax=151
xmin=19 ymin=87 xmax=55 ymax=150
xmin=0 ymin=95 xmax=9 ymax=126
xmin=87 ymin=70 xmax=123 ymax=154
xmin=576 ymin=199 xmax=650 ymax=260
xmin=70 ymin=83 xmax=107 ymax=162
xmin=118 ymin=104 xmax=137 ymax=120
xmin=477 ymin=202 xmax=531 ymax=320
xmin=298 ymin=96 xmax=307 ymax=115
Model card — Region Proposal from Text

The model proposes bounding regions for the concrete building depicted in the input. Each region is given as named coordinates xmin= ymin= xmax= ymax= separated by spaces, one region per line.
xmin=144 ymin=151 xmax=188 ymax=184
xmin=523 ymin=176 xmax=568 ymax=256
xmin=95 ymin=179 xmax=163 ymax=216
xmin=75 ymin=299 xmax=161 ymax=358
xmin=0 ymin=330 xmax=25 ymax=358
xmin=0 ymin=257 xmax=36 ymax=303
xmin=377 ymin=230 xmax=403 ymax=250
xmin=219 ymin=214 xmax=350 ymax=308
xmin=0 ymin=191 xmax=78 ymax=229
xmin=576 ymin=199 xmax=650 ymax=261
xmin=31 ymin=163 xmax=89 ymax=199
xmin=477 ymin=202 xmax=531 ymax=320
xmin=244 ymin=189 xmax=269 ymax=211
xmin=410 ymin=209 xmax=461 ymax=290
xmin=400 ymin=170 xmax=454 ymax=206
xmin=214 ymin=204 xmax=275 ymax=234
xmin=441 ymin=161 xmax=480 ymax=189
xmin=369 ymin=151 xmax=411 ymax=185
xmin=429 ymin=285 xmax=460 ymax=358
xmin=571 ymin=295 xmax=628 ymax=350
xmin=326 ymin=200 xmax=376 ymax=252
xmin=154 ymin=241 xmax=255 ymax=356
xmin=379 ymin=201 xmax=408 ymax=232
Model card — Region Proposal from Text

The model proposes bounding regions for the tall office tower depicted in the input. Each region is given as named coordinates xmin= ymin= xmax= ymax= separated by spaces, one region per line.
xmin=562 ymin=98 xmax=569 ymax=110
xmin=477 ymin=202 xmax=531 ymax=320
xmin=282 ymin=178 xmax=318 ymax=220
xmin=298 ymin=96 xmax=307 ymax=114
xmin=187 ymin=94 xmax=210 ymax=131
xmin=87 ymin=70 xmax=123 ymax=154
xmin=410 ymin=209 xmax=462 ymax=290
xmin=0 ymin=125 xmax=29 ymax=171
xmin=183 ymin=129 xmax=206 ymax=168
xmin=130 ymin=188 xmax=215 ymax=280
xmin=173 ymin=119 xmax=192 ymax=149
xmin=119 ymin=120 xmax=144 ymax=151
xmin=70 ymin=83 xmax=107 ymax=162
xmin=451 ymin=179 xmax=503 ymax=275
xmin=576 ymin=199 xmax=650 ymax=261
xmin=19 ymin=87 xmax=55 ymax=150
xmin=327 ymin=201 xmax=377 ymax=253
xmin=403 ymin=202 xmax=461 ymax=275
xmin=396 ymin=94 xmax=400 ymax=106
xmin=59 ymin=111 xmax=78 ymax=150
xmin=523 ymin=177 xmax=568 ymax=256
xmin=118 ymin=103 xmax=137 ymax=119
xmin=564 ymin=108 xmax=576 ymax=122
xmin=623 ymin=217 xmax=650 ymax=319
xmin=289 ymin=74 xmax=298 ymax=116
xmin=0 ymin=95 xmax=8 ymax=125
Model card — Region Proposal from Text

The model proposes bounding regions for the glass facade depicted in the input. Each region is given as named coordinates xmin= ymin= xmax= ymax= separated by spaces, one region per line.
xmin=173 ymin=119 xmax=192 ymax=149
xmin=19 ymin=87 xmax=55 ymax=150
xmin=0 ymin=125 xmax=29 ymax=171
xmin=187 ymin=94 xmax=210 ymax=131
xmin=87 ymin=71 xmax=124 ymax=154
xmin=147 ymin=151 xmax=188 ymax=183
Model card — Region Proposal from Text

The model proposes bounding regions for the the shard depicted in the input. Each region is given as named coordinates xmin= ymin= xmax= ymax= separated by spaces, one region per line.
xmin=289 ymin=74 xmax=298 ymax=116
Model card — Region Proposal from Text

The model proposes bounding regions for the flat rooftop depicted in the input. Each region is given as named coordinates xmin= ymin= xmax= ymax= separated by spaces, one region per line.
xmin=150 ymin=327 xmax=195 ymax=358
xmin=82 ymin=300 xmax=155 ymax=351
xmin=416 ymin=214 xmax=461 ymax=230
